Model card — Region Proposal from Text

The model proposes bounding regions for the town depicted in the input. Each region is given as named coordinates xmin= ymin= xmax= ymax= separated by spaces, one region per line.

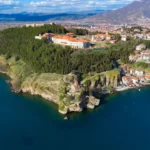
xmin=31 ymin=23 xmax=150 ymax=92
xmin=1 ymin=22 xmax=150 ymax=94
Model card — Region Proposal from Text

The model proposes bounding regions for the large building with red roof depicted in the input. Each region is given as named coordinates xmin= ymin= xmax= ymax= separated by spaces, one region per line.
xmin=51 ymin=35 xmax=90 ymax=49
xmin=35 ymin=33 xmax=90 ymax=49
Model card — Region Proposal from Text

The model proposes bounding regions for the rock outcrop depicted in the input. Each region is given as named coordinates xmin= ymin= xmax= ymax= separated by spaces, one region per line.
xmin=58 ymin=73 xmax=100 ymax=114
xmin=0 ymin=56 xmax=101 ymax=114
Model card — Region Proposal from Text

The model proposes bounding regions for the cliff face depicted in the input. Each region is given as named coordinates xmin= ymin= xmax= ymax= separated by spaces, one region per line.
xmin=21 ymin=73 xmax=64 ymax=104
xmin=0 ymin=55 xmax=121 ymax=114
xmin=0 ymin=55 xmax=100 ymax=114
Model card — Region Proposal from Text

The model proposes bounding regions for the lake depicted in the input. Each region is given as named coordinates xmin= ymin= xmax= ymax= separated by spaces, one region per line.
xmin=0 ymin=74 xmax=150 ymax=150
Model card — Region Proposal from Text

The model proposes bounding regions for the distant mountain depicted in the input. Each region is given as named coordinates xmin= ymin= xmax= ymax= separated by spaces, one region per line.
xmin=83 ymin=0 xmax=150 ymax=24
xmin=0 ymin=10 xmax=108 ymax=22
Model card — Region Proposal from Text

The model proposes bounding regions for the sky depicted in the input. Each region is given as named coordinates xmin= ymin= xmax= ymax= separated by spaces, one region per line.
xmin=0 ymin=0 xmax=135 ymax=14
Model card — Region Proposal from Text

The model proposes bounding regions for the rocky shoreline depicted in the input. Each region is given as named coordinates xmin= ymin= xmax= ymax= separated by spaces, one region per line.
xmin=11 ymin=74 xmax=100 ymax=114
xmin=0 ymin=56 xmax=101 ymax=114
xmin=1 ymin=55 xmax=149 ymax=115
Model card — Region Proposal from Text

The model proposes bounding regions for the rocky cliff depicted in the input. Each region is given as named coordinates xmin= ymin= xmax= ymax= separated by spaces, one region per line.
xmin=0 ymin=55 xmax=100 ymax=114
xmin=0 ymin=55 xmax=121 ymax=114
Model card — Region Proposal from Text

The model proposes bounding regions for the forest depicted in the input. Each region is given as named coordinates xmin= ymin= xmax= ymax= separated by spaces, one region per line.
xmin=0 ymin=24 xmax=136 ymax=75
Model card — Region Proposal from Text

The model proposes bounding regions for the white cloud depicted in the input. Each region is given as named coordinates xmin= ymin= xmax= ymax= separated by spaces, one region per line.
xmin=0 ymin=0 xmax=19 ymax=5
xmin=0 ymin=0 xmax=135 ymax=14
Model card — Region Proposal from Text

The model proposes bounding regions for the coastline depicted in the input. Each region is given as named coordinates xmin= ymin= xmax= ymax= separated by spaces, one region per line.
xmin=0 ymin=70 xmax=150 ymax=115
xmin=0 ymin=56 xmax=100 ymax=115
xmin=0 ymin=55 xmax=150 ymax=115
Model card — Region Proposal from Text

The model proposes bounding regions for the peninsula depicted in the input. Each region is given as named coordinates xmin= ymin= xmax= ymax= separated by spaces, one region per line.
xmin=0 ymin=24 xmax=150 ymax=114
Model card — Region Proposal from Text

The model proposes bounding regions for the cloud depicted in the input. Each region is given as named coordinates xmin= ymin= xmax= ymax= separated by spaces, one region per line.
xmin=0 ymin=0 xmax=135 ymax=14
xmin=0 ymin=0 xmax=19 ymax=5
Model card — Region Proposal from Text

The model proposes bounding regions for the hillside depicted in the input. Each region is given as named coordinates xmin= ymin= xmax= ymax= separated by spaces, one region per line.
xmin=83 ymin=0 xmax=150 ymax=24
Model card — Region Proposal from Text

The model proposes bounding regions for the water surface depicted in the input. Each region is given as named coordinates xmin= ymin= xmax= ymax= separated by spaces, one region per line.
xmin=0 ymin=75 xmax=150 ymax=150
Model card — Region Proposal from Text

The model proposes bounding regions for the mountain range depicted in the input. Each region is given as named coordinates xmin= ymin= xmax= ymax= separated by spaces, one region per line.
xmin=0 ymin=10 xmax=108 ymax=22
xmin=1 ymin=0 xmax=150 ymax=24
xmin=83 ymin=0 xmax=150 ymax=24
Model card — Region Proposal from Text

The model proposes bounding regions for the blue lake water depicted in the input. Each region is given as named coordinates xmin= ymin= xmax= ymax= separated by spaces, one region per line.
xmin=0 ymin=74 xmax=150 ymax=150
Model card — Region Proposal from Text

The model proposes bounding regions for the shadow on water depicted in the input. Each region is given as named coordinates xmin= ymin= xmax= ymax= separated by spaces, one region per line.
xmin=0 ymin=73 xmax=10 ymax=80
xmin=66 ymin=93 xmax=112 ymax=119
xmin=20 ymin=89 xmax=116 ymax=120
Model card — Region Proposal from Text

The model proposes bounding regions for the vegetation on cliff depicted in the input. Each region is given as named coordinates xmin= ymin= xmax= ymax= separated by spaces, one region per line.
xmin=0 ymin=55 xmax=101 ymax=114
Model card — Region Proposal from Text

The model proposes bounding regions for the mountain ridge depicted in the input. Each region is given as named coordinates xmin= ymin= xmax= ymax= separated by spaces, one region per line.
xmin=0 ymin=10 xmax=109 ymax=22
xmin=83 ymin=0 xmax=150 ymax=24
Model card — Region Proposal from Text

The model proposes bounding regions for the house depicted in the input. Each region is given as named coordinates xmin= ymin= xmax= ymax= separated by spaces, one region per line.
xmin=127 ymin=81 xmax=134 ymax=87
xmin=140 ymin=50 xmax=150 ymax=55
xmin=130 ymin=69 xmax=144 ymax=76
xmin=131 ymin=77 xmax=139 ymax=84
xmin=121 ymin=35 xmax=127 ymax=41
xmin=122 ymin=76 xmax=129 ymax=85
xmin=140 ymin=50 xmax=150 ymax=61
xmin=122 ymin=76 xmax=135 ymax=86
xmin=26 ymin=24 xmax=35 ymax=27
xmin=145 ymin=75 xmax=150 ymax=81
xmin=136 ymin=44 xmax=146 ymax=51
xmin=35 ymin=24 xmax=44 ymax=27
xmin=35 ymin=34 xmax=42 ymax=40
xmin=145 ymin=34 xmax=150 ymax=40
xmin=93 ymin=33 xmax=114 ymax=41
xmin=129 ymin=55 xmax=137 ymax=62
xmin=134 ymin=34 xmax=144 ymax=39
xmin=135 ymin=70 xmax=144 ymax=76
xmin=122 ymin=76 xmax=140 ymax=86
xmin=134 ymin=29 xmax=141 ymax=32
xmin=26 ymin=23 xmax=44 ymax=27
xmin=35 ymin=33 xmax=54 ymax=40
xmin=138 ymin=76 xmax=145 ymax=82
xmin=130 ymin=69 xmax=135 ymax=75
xmin=110 ymin=40 xmax=116 ymax=44
xmin=143 ymin=55 xmax=150 ymax=61
xmin=95 ymin=34 xmax=105 ymax=41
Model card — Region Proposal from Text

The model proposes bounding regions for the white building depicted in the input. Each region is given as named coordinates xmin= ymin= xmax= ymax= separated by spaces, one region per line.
xmin=145 ymin=34 xmax=150 ymax=40
xmin=134 ymin=34 xmax=144 ymax=39
xmin=130 ymin=69 xmax=135 ymax=75
xmin=26 ymin=24 xmax=35 ymax=27
xmin=52 ymin=35 xmax=90 ymax=49
xmin=26 ymin=23 xmax=44 ymax=27
xmin=121 ymin=35 xmax=127 ymax=41
xmin=35 ymin=33 xmax=90 ymax=49
xmin=93 ymin=33 xmax=114 ymax=42
xmin=122 ymin=76 xmax=129 ymax=85
xmin=131 ymin=77 xmax=139 ymax=84
xmin=143 ymin=55 xmax=150 ymax=61
xmin=35 ymin=34 xmax=42 ymax=40
xmin=136 ymin=44 xmax=146 ymax=51
xmin=135 ymin=70 xmax=144 ymax=76
xmin=130 ymin=69 xmax=144 ymax=76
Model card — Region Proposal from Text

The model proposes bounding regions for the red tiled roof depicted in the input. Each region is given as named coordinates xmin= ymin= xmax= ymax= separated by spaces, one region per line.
xmin=52 ymin=35 xmax=88 ymax=43
xmin=145 ymin=75 xmax=150 ymax=79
